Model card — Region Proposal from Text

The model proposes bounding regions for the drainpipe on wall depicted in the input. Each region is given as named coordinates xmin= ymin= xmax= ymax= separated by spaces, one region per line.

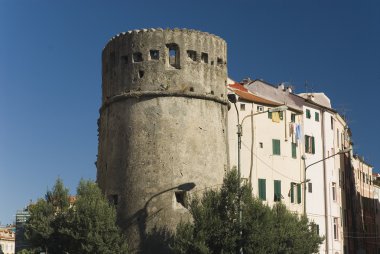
xmin=321 ymin=109 xmax=329 ymax=254
xmin=248 ymin=104 xmax=254 ymax=188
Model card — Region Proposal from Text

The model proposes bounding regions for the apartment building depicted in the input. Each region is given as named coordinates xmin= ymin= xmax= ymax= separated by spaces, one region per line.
xmin=227 ymin=79 xmax=348 ymax=254
xmin=351 ymin=155 xmax=376 ymax=253
xmin=0 ymin=226 xmax=15 ymax=254
xmin=228 ymin=80 xmax=304 ymax=215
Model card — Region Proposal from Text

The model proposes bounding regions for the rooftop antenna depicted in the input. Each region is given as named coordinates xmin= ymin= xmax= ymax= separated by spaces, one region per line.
xmin=304 ymin=81 xmax=309 ymax=94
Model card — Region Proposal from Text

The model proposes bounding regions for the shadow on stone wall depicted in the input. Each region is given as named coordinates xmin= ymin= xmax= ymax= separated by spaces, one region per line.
xmin=139 ymin=226 xmax=174 ymax=254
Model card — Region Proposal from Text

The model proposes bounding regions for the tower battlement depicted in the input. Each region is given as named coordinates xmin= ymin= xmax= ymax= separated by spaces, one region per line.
xmin=101 ymin=28 xmax=227 ymax=105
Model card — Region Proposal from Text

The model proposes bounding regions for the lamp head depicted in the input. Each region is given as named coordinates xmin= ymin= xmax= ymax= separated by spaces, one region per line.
xmin=177 ymin=182 xmax=196 ymax=191
xmin=227 ymin=93 xmax=237 ymax=104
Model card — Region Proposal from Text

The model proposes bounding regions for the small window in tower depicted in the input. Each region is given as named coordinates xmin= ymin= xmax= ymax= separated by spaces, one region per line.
xmin=133 ymin=52 xmax=143 ymax=62
xmin=211 ymin=60 xmax=214 ymax=65
xmin=201 ymin=52 xmax=208 ymax=63
xmin=150 ymin=50 xmax=159 ymax=60
xmin=175 ymin=191 xmax=188 ymax=208
xmin=217 ymin=57 xmax=223 ymax=66
xmin=166 ymin=43 xmax=180 ymax=69
xmin=189 ymin=87 xmax=194 ymax=92
xmin=121 ymin=55 xmax=128 ymax=64
xmin=138 ymin=70 xmax=144 ymax=78
xmin=108 ymin=194 xmax=119 ymax=206
xmin=187 ymin=50 xmax=197 ymax=61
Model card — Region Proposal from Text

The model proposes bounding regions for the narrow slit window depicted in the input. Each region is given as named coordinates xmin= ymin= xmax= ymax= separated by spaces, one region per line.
xmin=108 ymin=194 xmax=119 ymax=206
xmin=166 ymin=44 xmax=180 ymax=68
xmin=150 ymin=50 xmax=159 ymax=60
xmin=138 ymin=70 xmax=144 ymax=78
xmin=217 ymin=57 xmax=223 ymax=66
xmin=133 ymin=52 xmax=143 ymax=62
xmin=187 ymin=50 xmax=197 ymax=61
xmin=308 ymin=182 xmax=312 ymax=193
xmin=201 ymin=52 xmax=208 ymax=63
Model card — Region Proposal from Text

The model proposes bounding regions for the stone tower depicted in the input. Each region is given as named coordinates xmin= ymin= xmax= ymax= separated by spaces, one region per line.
xmin=97 ymin=28 xmax=229 ymax=252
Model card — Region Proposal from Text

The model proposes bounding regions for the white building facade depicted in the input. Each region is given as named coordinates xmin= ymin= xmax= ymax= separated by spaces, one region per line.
xmin=227 ymin=79 xmax=350 ymax=254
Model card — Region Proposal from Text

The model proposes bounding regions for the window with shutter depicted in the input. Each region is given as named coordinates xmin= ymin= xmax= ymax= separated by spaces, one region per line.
xmin=274 ymin=180 xmax=281 ymax=202
xmin=291 ymin=113 xmax=296 ymax=123
xmin=290 ymin=183 xmax=295 ymax=203
xmin=306 ymin=109 xmax=311 ymax=119
xmin=305 ymin=135 xmax=315 ymax=154
xmin=291 ymin=142 xmax=297 ymax=158
xmin=315 ymin=112 xmax=319 ymax=122
xmin=272 ymin=139 xmax=281 ymax=155
xmin=268 ymin=111 xmax=272 ymax=119
xmin=258 ymin=179 xmax=266 ymax=201
xmin=297 ymin=184 xmax=302 ymax=204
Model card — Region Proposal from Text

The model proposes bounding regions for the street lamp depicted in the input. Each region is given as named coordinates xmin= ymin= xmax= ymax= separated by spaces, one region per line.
xmin=228 ymin=93 xmax=288 ymax=254
xmin=301 ymin=148 xmax=351 ymax=215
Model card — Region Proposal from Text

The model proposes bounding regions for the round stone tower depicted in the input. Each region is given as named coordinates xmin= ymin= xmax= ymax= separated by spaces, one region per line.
xmin=97 ymin=28 xmax=229 ymax=252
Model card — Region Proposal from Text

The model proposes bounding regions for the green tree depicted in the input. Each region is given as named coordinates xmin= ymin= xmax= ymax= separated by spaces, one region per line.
xmin=172 ymin=169 xmax=323 ymax=254
xmin=24 ymin=179 xmax=128 ymax=254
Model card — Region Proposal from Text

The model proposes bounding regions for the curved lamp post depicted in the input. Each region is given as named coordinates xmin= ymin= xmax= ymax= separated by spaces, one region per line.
xmin=301 ymin=148 xmax=351 ymax=215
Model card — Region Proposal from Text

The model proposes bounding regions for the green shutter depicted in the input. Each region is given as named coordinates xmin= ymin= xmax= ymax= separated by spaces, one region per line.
xmin=291 ymin=143 xmax=297 ymax=158
xmin=306 ymin=109 xmax=311 ymax=119
xmin=274 ymin=180 xmax=281 ymax=201
xmin=290 ymin=183 xmax=294 ymax=203
xmin=311 ymin=136 xmax=315 ymax=154
xmin=258 ymin=179 xmax=266 ymax=201
xmin=291 ymin=113 xmax=296 ymax=123
xmin=297 ymin=184 xmax=302 ymax=204
xmin=305 ymin=135 xmax=309 ymax=152
xmin=279 ymin=111 xmax=283 ymax=120
xmin=273 ymin=139 xmax=280 ymax=155
xmin=268 ymin=111 xmax=272 ymax=119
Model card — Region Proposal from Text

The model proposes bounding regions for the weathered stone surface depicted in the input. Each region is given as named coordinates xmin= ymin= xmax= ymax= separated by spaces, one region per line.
xmin=97 ymin=28 xmax=229 ymax=253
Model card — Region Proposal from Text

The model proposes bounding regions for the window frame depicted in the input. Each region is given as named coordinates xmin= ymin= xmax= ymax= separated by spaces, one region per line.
xmin=306 ymin=109 xmax=311 ymax=119
xmin=274 ymin=180 xmax=282 ymax=202
xmin=332 ymin=182 xmax=337 ymax=202
xmin=258 ymin=179 xmax=266 ymax=201
xmin=272 ymin=139 xmax=281 ymax=155
xmin=291 ymin=142 xmax=297 ymax=158
xmin=315 ymin=112 xmax=320 ymax=122
xmin=305 ymin=135 xmax=315 ymax=154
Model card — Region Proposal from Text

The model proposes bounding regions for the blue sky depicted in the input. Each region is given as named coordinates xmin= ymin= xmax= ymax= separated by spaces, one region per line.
xmin=0 ymin=0 xmax=379 ymax=224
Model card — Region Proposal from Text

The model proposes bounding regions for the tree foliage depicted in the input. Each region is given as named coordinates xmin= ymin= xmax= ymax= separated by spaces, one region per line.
xmin=172 ymin=169 xmax=324 ymax=254
xmin=24 ymin=178 xmax=128 ymax=254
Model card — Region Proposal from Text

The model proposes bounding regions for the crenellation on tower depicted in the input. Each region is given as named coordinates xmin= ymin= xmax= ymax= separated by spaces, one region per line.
xmin=101 ymin=28 xmax=227 ymax=103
